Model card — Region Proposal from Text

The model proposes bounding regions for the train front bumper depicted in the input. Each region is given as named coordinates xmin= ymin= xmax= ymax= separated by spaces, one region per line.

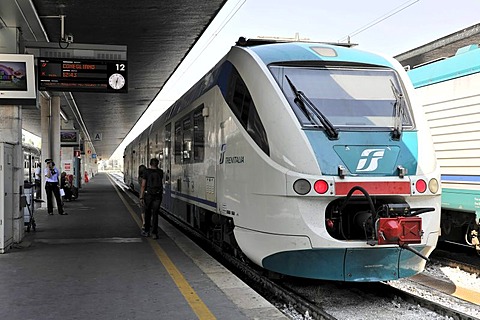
xmin=262 ymin=245 xmax=433 ymax=281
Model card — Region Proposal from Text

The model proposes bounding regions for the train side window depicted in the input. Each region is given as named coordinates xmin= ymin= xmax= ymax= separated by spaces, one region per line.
xmin=182 ymin=116 xmax=193 ymax=163
xmin=165 ymin=123 xmax=171 ymax=160
xmin=174 ymin=121 xmax=182 ymax=164
xmin=226 ymin=67 xmax=269 ymax=156
xmin=193 ymin=105 xmax=204 ymax=162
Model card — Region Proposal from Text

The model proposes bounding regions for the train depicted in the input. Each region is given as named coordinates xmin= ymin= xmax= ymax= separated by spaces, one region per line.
xmin=124 ymin=38 xmax=441 ymax=281
xmin=23 ymin=143 xmax=41 ymax=184
xmin=408 ymin=44 xmax=480 ymax=255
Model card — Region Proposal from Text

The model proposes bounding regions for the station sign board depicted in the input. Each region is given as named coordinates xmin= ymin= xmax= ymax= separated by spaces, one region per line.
xmin=60 ymin=129 xmax=79 ymax=146
xmin=38 ymin=58 xmax=127 ymax=93
xmin=0 ymin=54 xmax=36 ymax=105
xmin=62 ymin=160 xmax=74 ymax=175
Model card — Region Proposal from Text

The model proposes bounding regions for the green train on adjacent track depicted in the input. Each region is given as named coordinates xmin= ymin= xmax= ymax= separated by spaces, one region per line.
xmin=408 ymin=44 xmax=480 ymax=255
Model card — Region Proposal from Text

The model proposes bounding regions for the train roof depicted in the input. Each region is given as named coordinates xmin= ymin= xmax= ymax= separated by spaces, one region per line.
xmin=235 ymin=36 xmax=356 ymax=48
xmin=407 ymin=44 xmax=480 ymax=88
xmin=236 ymin=37 xmax=395 ymax=69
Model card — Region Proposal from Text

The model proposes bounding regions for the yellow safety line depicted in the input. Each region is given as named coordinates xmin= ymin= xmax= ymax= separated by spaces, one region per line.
xmin=412 ymin=274 xmax=480 ymax=305
xmin=108 ymin=175 xmax=216 ymax=319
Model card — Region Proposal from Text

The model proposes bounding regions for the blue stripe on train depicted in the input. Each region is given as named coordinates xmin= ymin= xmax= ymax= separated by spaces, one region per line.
xmin=170 ymin=190 xmax=217 ymax=209
xmin=408 ymin=45 xmax=480 ymax=88
xmin=441 ymin=175 xmax=480 ymax=183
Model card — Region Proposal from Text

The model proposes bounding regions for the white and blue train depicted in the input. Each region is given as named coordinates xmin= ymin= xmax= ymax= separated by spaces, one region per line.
xmin=408 ymin=44 xmax=480 ymax=255
xmin=124 ymin=38 xmax=441 ymax=281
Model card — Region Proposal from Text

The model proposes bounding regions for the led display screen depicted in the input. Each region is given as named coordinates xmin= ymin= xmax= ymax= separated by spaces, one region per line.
xmin=38 ymin=58 xmax=128 ymax=93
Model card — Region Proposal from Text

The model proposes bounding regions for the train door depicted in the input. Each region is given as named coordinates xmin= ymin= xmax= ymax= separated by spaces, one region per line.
xmin=217 ymin=115 xmax=227 ymax=216
xmin=163 ymin=123 xmax=172 ymax=212
xmin=0 ymin=143 xmax=14 ymax=252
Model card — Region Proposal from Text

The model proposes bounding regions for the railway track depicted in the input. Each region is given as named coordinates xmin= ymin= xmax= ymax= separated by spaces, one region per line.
xmin=431 ymin=247 xmax=480 ymax=276
xmin=158 ymin=207 xmax=480 ymax=320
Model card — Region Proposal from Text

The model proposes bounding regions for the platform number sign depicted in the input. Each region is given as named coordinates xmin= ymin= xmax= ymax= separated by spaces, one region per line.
xmin=38 ymin=58 xmax=128 ymax=93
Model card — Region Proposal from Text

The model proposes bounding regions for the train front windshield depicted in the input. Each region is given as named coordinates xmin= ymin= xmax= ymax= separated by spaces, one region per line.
xmin=270 ymin=65 xmax=413 ymax=130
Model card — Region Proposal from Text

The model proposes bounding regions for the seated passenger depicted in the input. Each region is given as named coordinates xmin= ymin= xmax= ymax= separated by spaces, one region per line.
xmin=60 ymin=172 xmax=73 ymax=201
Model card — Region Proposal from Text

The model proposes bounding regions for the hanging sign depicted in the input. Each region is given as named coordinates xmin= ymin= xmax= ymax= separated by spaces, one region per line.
xmin=38 ymin=58 xmax=127 ymax=93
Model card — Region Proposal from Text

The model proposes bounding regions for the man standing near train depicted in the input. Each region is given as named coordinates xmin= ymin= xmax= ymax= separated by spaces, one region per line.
xmin=44 ymin=159 xmax=67 ymax=215
xmin=139 ymin=158 xmax=163 ymax=239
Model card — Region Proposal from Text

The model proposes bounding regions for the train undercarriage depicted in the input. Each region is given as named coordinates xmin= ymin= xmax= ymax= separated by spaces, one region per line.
xmin=164 ymin=198 xmax=241 ymax=256
xmin=440 ymin=209 xmax=480 ymax=255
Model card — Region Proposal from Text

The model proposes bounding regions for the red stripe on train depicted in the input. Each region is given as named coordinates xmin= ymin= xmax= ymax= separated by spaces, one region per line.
xmin=335 ymin=181 xmax=411 ymax=195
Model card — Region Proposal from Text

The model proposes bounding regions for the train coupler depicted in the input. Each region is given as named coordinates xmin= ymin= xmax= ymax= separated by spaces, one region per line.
xmin=376 ymin=217 xmax=429 ymax=261
xmin=376 ymin=217 xmax=423 ymax=245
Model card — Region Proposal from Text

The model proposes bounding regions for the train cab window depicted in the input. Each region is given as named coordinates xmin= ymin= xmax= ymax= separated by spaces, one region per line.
xmin=226 ymin=67 xmax=269 ymax=156
xmin=270 ymin=65 xmax=414 ymax=130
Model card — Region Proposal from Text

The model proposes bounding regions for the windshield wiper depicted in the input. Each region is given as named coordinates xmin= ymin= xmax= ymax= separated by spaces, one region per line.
xmin=285 ymin=75 xmax=338 ymax=140
xmin=390 ymin=79 xmax=404 ymax=140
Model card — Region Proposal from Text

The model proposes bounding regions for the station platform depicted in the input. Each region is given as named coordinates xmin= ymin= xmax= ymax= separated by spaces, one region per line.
xmin=0 ymin=173 xmax=287 ymax=320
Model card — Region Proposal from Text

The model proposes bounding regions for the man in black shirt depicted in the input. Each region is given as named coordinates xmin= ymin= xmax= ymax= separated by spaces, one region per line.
xmin=139 ymin=158 xmax=163 ymax=239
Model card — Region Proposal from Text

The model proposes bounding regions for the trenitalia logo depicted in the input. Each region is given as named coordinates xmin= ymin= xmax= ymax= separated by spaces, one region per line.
xmin=356 ymin=149 xmax=385 ymax=172
xmin=219 ymin=144 xmax=227 ymax=164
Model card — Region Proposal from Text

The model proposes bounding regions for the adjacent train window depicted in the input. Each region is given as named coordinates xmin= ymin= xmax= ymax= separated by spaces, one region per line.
xmin=174 ymin=105 xmax=205 ymax=164
xmin=226 ymin=67 xmax=269 ymax=156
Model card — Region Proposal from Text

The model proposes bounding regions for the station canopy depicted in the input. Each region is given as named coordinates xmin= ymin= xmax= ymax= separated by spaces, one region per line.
xmin=1 ymin=0 xmax=226 ymax=160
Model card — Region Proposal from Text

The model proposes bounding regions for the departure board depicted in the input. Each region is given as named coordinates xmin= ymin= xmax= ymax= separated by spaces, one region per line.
xmin=38 ymin=58 xmax=127 ymax=93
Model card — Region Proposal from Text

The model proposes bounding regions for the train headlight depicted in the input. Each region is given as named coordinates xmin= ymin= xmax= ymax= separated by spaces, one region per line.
xmin=415 ymin=179 xmax=427 ymax=193
xmin=428 ymin=178 xmax=439 ymax=194
xmin=314 ymin=180 xmax=329 ymax=194
xmin=293 ymin=179 xmax=311 ymax=195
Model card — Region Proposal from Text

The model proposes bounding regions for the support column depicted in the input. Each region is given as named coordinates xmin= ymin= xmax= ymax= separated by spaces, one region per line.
xmin=40 ymin=95 xmax=61 ymax=208
xmin=0 ymin=106 xmax=23 ymax=248
xmin=0 ymin=26 xmax=25 ymax=250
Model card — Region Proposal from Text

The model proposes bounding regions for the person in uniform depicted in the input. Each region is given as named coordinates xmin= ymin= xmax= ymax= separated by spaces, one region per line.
xmin=44 ymin=159 xmax=67 ymax=215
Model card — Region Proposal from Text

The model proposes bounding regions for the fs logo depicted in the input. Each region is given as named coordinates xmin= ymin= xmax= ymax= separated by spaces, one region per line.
xmin=356 ymin=148 xmax=385 ymax=172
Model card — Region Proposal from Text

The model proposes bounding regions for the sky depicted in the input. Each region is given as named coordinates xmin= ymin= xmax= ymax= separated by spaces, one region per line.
xmin=109 ymin=0 xmax=480 ymax=160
